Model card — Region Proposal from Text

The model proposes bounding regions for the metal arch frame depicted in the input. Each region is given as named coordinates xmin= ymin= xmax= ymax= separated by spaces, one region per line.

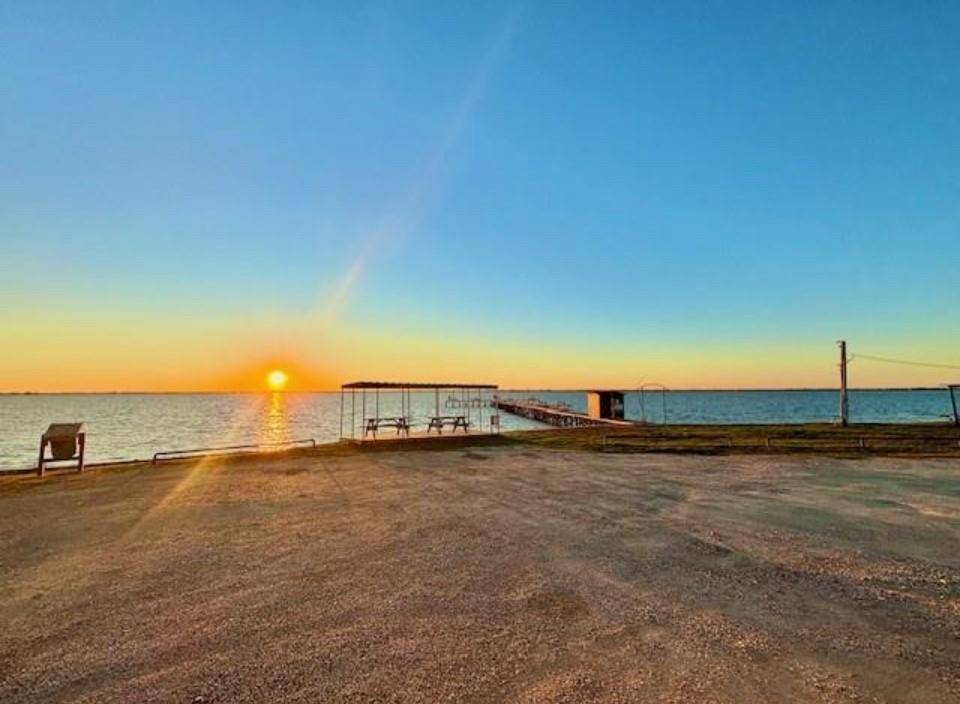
xmin=947 ymin=384 xmax=960 ymax=427
xmin=638 ymin=382 xmax=669 ymax=424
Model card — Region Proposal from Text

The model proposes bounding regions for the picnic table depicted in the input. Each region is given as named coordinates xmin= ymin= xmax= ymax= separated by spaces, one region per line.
xmin=426 ymin=415 xmax=470 ymax=434
xmin=364 ymin=416 xmax=411 ymax=438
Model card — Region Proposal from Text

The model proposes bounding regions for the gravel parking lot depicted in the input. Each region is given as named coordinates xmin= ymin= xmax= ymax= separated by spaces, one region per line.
xmin=1 ymin=446 xmax=959 ymax=702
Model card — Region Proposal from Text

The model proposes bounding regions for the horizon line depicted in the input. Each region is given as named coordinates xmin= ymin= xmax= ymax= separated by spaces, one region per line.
xmin=0 ymin=386 xmax=951 ymax=395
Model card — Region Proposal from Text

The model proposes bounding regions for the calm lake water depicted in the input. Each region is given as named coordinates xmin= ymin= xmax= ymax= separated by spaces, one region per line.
xmin=0 ymin=389 xmax=955 ymax=470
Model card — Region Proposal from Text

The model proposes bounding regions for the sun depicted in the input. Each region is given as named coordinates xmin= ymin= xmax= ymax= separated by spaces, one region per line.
xmin=266 ymin=369 xmax=288 ymax=391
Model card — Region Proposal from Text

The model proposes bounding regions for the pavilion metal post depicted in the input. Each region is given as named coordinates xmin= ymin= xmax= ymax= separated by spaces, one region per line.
xmin=435 ymin=388 xmax=440 ymax=418
xmin=351 ymin=389 xmax=356 ymax=439
xmin=339 ymin=387 xmax=344 ymax=439
xmin=949 ymin=385 xmax=960 ymax=427
xmin=362 ymin=389 xmax=366 ymax=439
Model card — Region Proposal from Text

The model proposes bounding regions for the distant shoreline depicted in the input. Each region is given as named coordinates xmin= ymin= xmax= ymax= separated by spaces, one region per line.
xmin=0 ymin=387 xmax=948 ymax=395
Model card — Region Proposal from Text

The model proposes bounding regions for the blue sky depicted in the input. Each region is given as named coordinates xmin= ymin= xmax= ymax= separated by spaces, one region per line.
xmin=2 ymin=2 xmax=958 ymax=390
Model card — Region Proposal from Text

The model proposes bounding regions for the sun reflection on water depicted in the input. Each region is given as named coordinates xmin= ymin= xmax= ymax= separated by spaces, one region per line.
xmin=259 ymin=392 xmax=291 ymax=446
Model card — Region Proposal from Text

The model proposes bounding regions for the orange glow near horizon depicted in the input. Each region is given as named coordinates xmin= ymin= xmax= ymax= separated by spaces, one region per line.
xmin=1 ymin=309 xmax=956 ymax=392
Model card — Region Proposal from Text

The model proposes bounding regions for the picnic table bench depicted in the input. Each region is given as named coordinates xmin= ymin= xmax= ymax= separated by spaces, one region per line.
xmin=364 ymin=416 xmax=411 ymax=438
xmin=426 ymin=415 xmax=470 ymax=434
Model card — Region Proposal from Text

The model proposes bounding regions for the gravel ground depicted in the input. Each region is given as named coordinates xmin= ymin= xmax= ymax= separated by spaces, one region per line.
xmin=1 ymin=447 xmax=959 ymax=703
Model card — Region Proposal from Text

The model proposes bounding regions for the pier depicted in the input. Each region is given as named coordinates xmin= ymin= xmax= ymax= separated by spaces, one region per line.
xmin=494 ymin=398 xmax=634 ymax=428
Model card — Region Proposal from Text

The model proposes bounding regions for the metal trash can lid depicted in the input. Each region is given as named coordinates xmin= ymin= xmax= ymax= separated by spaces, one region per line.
xmin=43 ymin=423 xmax=85 ymax=440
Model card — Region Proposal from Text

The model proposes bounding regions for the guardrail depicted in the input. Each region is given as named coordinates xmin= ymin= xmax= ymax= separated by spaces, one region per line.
xmin=598 ymin=433 xmax=960 ymax=452
xmin=152 ymin=438 xmax=318 ymax=464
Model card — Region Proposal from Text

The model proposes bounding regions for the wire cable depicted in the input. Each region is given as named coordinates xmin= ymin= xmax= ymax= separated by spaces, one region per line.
xmin=852 ymin=353 xmax=960 ymax=371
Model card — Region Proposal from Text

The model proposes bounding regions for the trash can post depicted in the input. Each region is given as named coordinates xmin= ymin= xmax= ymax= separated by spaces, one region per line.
xmin=37 ymin=437 xmax=47 ymax=477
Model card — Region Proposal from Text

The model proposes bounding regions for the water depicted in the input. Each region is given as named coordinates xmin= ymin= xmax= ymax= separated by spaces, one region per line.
xmin=0 ymin=391 xmax=539 ymax=470
xmin=1 ymin=389 xmax=955 ymax=470
xmin=519 ymin=389 xmax=956 ymax=425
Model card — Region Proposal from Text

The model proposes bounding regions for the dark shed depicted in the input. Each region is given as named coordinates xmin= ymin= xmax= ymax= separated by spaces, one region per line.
xmin=585 ymin=390 xmax=625 ymax=420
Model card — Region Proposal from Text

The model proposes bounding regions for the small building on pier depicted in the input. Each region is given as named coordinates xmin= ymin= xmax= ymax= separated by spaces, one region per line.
xmin=586 ymin=390 xmax=625 ymax=421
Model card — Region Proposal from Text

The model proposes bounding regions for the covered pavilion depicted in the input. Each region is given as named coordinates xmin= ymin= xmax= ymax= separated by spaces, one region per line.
xmin=339 ymin=381 xmax=500 ymax=441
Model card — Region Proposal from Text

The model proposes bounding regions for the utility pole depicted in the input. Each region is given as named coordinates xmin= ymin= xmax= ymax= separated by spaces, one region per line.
xmin=838 ymin=340 xmax=849 ymax=426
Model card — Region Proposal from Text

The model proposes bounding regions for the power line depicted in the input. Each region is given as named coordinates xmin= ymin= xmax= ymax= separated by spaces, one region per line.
xmin=852 ymin=353 xmax=960 ymax=371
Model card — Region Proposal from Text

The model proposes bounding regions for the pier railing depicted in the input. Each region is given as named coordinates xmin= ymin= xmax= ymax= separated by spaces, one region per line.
xmin=494 ymin=398 xmax=632 ymax=427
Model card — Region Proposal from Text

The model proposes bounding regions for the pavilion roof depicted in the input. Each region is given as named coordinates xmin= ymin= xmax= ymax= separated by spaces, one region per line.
xmin=341 ymin=381 xmax=498 ymax=390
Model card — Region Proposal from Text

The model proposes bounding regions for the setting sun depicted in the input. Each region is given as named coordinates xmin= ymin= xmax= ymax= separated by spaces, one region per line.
xmin=266 ymin=369 xmax=288 ymax=391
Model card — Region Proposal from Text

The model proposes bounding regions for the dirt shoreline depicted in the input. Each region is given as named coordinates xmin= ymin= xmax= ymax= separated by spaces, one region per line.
xmin=4 ymin=422 xmax=959 ymax=478
xmin=1 ymin=445 xmax=958 ymax=702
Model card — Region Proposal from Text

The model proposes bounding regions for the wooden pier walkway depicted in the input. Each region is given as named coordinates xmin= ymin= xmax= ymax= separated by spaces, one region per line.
xmin=494 ymin=399 xmax=634 ymax=428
